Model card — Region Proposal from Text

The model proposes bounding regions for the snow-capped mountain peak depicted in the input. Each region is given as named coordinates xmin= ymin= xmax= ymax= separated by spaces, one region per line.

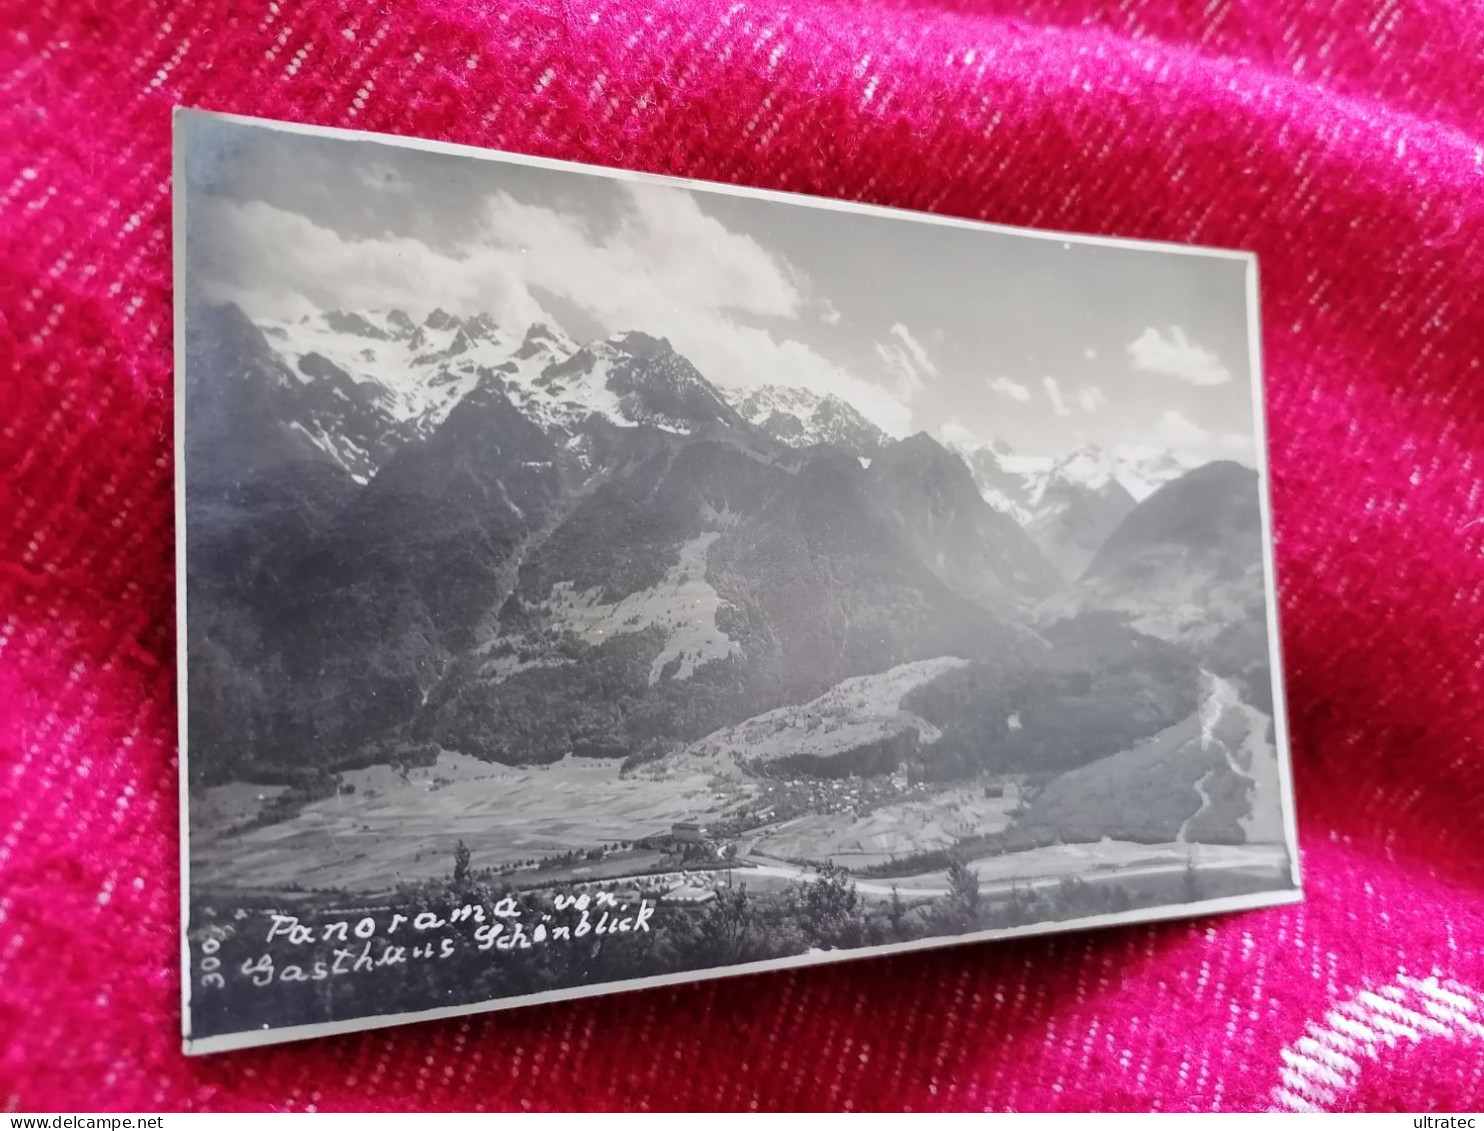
xmin=959 ymin=440 xmax=1200 ymax=513
xmin=1034 ymin=445 xmax=1120 ymax=504
xmin=259 ymin=307 xmax=512 ymax=428
xmin=243 ymin=305 xmax=582 ymax=485
xmin=1104 ymin=446 xmax=1204 ymax=502
xmin=534 ymin=332 xmax=740 ymax=435
xmin=249 ymin=306 xmax=747 ymax=485
xmin=944 ymin=438 xmax=1202 ymax=579
xmin=513 ymin=321 xmax=571 ymax=359
xmin=730 ymin=383 xmax=888 ymax=458
xmin=423 ymin=307 xmax=460 ymax=331
xmin=322 ymin=309 xmax=397 ymax=340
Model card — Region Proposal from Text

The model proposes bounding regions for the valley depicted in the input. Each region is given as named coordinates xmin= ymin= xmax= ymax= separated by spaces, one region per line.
xmin=185 ymin=301 xmax=1293 ymax=923
xmin=192 ymin=661 xmax=1287 ymax=912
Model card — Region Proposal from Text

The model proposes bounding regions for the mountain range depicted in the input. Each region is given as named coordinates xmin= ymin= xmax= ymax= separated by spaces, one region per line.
xmin=185 ymin=303 xmax=1273 ymax=795
xmin=231 ymin=304 xmax=1202 ymax=578
xmin=946 ymin=442 xmax=1207 ymax=578
xmin=732 ymin=384 xmax=888 ymax=460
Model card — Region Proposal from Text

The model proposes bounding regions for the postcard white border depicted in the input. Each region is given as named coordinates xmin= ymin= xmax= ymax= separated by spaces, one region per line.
xmin=173 ymin=112 xmax=196 ymax=1047
xmin=171 ymin=107 xmax=1303 ymax=1056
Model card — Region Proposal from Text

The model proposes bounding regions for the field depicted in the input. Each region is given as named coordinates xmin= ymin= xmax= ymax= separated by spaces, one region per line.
xmin=748 ymin=784 xmax=1021 ymax=866
xmin=194 ymin=757 xmax=1029 ymax=893
xmin=190 ymin=752 xmax=751 ymax=891
xmin=190 ymin=781 xmax=289 ymax=848
xmin=192 ymin=671 xmax=1283 ymax=901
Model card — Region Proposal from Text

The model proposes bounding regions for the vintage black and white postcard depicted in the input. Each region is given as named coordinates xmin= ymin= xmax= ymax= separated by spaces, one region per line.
xmin=174 ymin=109 xmax=1301 ymax=1053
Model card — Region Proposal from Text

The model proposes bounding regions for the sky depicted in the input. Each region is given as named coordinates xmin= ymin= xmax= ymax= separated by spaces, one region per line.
xmin=183 ymin=113 xmax=1260 ymax=464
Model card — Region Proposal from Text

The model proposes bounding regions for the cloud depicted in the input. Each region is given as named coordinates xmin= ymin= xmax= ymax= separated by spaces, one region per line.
xmin=819 ymin=299 xmax=843 ymax=326
xmin=874 ymin=322 xmax=939 ymax=401
xmin=938 ymin=418 xmax=990 ymax=452
xmin=987 ymin=376 xmax=1031 ymax=403
xmin=1042 ymin=376 xmax=1071 ymax=417
xmin=1083 ymin=348 xmax=1097 ymax=361
xmin=1155 ymin=410 xmax=1255 ymax=462
xmin=891 ymin=323 xmax=936 ymax=377
xmin=478 ymin=183 xmax=803 ymax=326
xmin=196 ymin=198 xmax=554 ymax=329
xmin=197 ymin=182 xmax=916 ymax=435
xmin=1076 ymin=385 xmax=1109 ymax=412
xmin=1155 ymin=409 xmax=1208 ymax=449
xmin=1127 ymin=326 xmax=1232 ymax=386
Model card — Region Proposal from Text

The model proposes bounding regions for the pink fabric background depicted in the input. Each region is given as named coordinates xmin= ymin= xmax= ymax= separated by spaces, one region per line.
xmin=2 ymin=0 xmax=1481 ymax=1113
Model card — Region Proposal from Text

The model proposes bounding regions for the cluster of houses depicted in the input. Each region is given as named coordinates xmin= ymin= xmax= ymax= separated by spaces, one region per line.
xmin=569 ymin=821 xmax=730 ymax=907
xmin=635 ymin=820 xmax=716 ymax=851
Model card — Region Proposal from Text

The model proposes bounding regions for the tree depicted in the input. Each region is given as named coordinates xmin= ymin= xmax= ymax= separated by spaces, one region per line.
xmin=453 ymin=839 xmax=472 ymax=887
xmin=1004 ymin=882 xmax=1048 ymax=927
xmin=1182 ymin=857 xmax=1203 ymax=903
xmin=887 ymin=886 xmax=909 ymax=939
xmin=946 ymin=857 xmax=981 ymax=923
xmin=698 ymin=883 xmax=756 ymax=965
xmin=801 ymin=862 xmax=864 ymax=949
